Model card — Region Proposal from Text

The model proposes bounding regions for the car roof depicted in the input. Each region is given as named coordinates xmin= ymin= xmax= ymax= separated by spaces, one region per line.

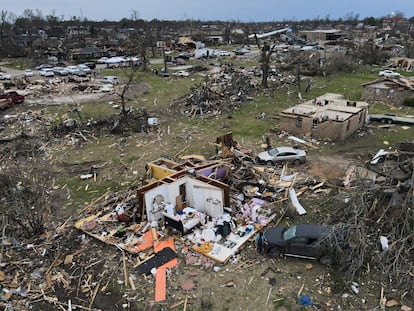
xmin=275 ymin=147 xmax=295 ymax=152
xmin=272 ymin=146 xmax=298 ymax=153
xmin=294 ymin=224 xmax=330 ymax=239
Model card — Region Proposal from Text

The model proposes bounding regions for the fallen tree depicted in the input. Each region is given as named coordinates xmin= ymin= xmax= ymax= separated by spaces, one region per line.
xmin=325 ymin=156 xmax=414 ymax=303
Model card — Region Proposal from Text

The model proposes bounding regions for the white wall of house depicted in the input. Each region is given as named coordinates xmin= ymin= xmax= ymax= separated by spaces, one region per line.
xmin=144 ymin=176 xmax=224 ymax=221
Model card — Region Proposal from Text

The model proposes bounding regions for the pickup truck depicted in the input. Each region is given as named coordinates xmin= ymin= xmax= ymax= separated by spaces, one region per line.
xmin=368 ymin=114 xmax=414 ymax=125
xmin=0 ymin=91 xmax=25 ymax=109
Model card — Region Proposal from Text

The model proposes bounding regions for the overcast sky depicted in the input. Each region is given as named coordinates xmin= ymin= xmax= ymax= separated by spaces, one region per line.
xmin=2 ymin=0 xmax=414 ymax=22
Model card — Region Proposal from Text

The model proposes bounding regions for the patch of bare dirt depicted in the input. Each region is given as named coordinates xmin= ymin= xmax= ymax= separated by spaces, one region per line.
xmin=308 ymin=154 xmax=352 ymax=180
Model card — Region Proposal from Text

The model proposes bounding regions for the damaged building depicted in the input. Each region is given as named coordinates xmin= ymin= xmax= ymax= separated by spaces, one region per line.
xmin=279 ymin=93 xmax=368 ymax=141
xmin=361 ymin=77 xmax=414 ymax=106
xmin=298 ymin=29 xmax=345 ymax=42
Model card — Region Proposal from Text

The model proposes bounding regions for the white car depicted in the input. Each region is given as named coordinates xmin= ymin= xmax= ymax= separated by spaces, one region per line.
xmin=97 ymin=57 xmax=108 ymax=64
xmin=39 ymin=68 xmax=54 ymax=77
xmin=24 ymin=69 xmax=34 ymax=77
xmin=99 ymin=84 xmax=114 ymax=92
xmin=66 ymin=65 xmax=79 ymax=74
xmin=216 ymin=50 xmax=232 ymax=57
xmin=53 ymin=67 xmax=69 ymax=76
xmin=0 ymin=72 xmax=11 ymax=80
xmin=379 ymin=70 xmax=401 ymax=78
xmin=77 ymin=64 xmax=91 ymax=74
xmin=172 ymin=70 xmax=190 ymax=77
xmin=102 ymin=76 xmax=120 ymax=84
xmin=257 ymin=146 xmax=306 ymax=166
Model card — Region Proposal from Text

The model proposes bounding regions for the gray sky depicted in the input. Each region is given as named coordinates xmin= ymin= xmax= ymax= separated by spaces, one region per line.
xmin=2 ymin=0 xmax=414 ymax=22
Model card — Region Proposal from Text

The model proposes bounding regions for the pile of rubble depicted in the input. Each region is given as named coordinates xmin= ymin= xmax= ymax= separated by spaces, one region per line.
xmin=171 ymin=65 xmax=260 ymax=118
xmin=15 ymin=76 xmax=102 ymax=98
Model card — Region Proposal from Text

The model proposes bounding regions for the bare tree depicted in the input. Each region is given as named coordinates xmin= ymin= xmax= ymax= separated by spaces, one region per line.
xmin=402 ymin=32 xmax=414 ymax=58
xmin=0 ymin=10 xmax=9 ymax=49
xmin=130 ymin=11 xmax=151 ymax=72
xmin=13 ymin=9 xmax=46 ymax=58
xmin=325 ymin=158 xmax=414 ymax=303
xmin=254 ymin=35 xmax=275 ymax=89
xmin=0 ymin=161 xmax=50 ymax=238
xmin=116 ymin=60 xmax=140 ymax=116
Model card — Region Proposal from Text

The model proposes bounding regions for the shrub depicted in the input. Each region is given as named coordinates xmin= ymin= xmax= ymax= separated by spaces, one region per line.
xmin=403 ymin=97 xmax=414 ymax=106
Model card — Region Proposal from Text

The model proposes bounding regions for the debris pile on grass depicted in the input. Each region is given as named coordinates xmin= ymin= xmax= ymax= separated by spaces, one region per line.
xmin=171 ymin=69 xmax=260 ymax=118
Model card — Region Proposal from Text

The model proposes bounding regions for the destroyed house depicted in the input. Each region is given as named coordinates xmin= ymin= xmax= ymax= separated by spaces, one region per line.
xmin=279 ymin=93 xmax=368 ymax=141
xmin=75 ymin=155 xmax=277 ymax=265
xmin=137 ymin=158 xmax=277 ymax=263
xmin=388 ymin=57 xmax=414 ymax=71
xmin=137 ymin=172 xmax=276 ymax=263
xmin=69 ymin=47 xmax=105 ymax=61
xmin=299 ymin=29 xmax=343 ymax=42
xmin=74 ymin=160 xmax=230 ymax=252
xmin=361 ymin=77 xmax=414 ymax=106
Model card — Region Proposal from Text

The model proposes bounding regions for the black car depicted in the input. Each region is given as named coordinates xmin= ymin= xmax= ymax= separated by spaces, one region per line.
xmin=177 ymin=52 xmax=190 ymax=60
xmin=83 ymin=62 xmax=96 ymax=69
xmin=263 ymin=224 xmax=336 ymax=265
xmin=72 ymin=70 xmax=87 ymax=77
xmin=158 ymin=71 xmax=170 ymax=77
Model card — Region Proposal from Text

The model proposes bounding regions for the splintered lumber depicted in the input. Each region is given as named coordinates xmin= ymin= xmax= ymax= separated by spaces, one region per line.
xmin=0 ymin=216 xmax=7 ymax=264
xmin=129 ymin=276 xmax=136 ymax=290
xmin=174 ymin=144 xmax=191 ymax=157
xmin=266 ymin=287 xmax=272 ymax=305
xmin=37 ymin=296 xmax=102 ymax=311
xmin=310 ymin=181 xmax=325 ymax=191
xmin=78 ymin=190 xmax=111 ymax=215
xmin=169 ymin=300 xmax=185 ymax=309
xmin=46 ymin=248 xmax=61 ymax=275
xmin=89 ymin=283 xmax=100 ymax=310
xmin=122 ymin=250 xmax=128 ymax=287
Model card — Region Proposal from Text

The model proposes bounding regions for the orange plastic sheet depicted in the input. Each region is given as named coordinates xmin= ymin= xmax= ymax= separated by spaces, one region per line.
xmin=133 ymin=229 xmax=154 ymax=253
xmin=154 ymin=238 xmax=178 ymax=301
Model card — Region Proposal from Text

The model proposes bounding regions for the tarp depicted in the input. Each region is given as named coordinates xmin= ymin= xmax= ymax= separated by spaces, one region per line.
xmin=136 ymin=247 xmax=177 ymax=276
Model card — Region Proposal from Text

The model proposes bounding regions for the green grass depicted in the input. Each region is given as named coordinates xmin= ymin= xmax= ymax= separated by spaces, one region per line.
xmin=309 ymin=70 xmax=378 ymax=101
xmin=372 ymin=127 xmax=414 ymax=146
xmin=273 ymin=297 xmax=294 ymax=311
xmin=58 ymin=177 xmax=121 ymax=211
xmin=0 ymin=59 xmax=34 ymax=70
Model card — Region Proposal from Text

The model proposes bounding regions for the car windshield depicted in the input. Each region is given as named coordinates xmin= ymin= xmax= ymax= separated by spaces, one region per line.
xmin=282 ymin=225 xmax=297 ymax=240
xmin=268 ymin=148 xmax=280 ymax=157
